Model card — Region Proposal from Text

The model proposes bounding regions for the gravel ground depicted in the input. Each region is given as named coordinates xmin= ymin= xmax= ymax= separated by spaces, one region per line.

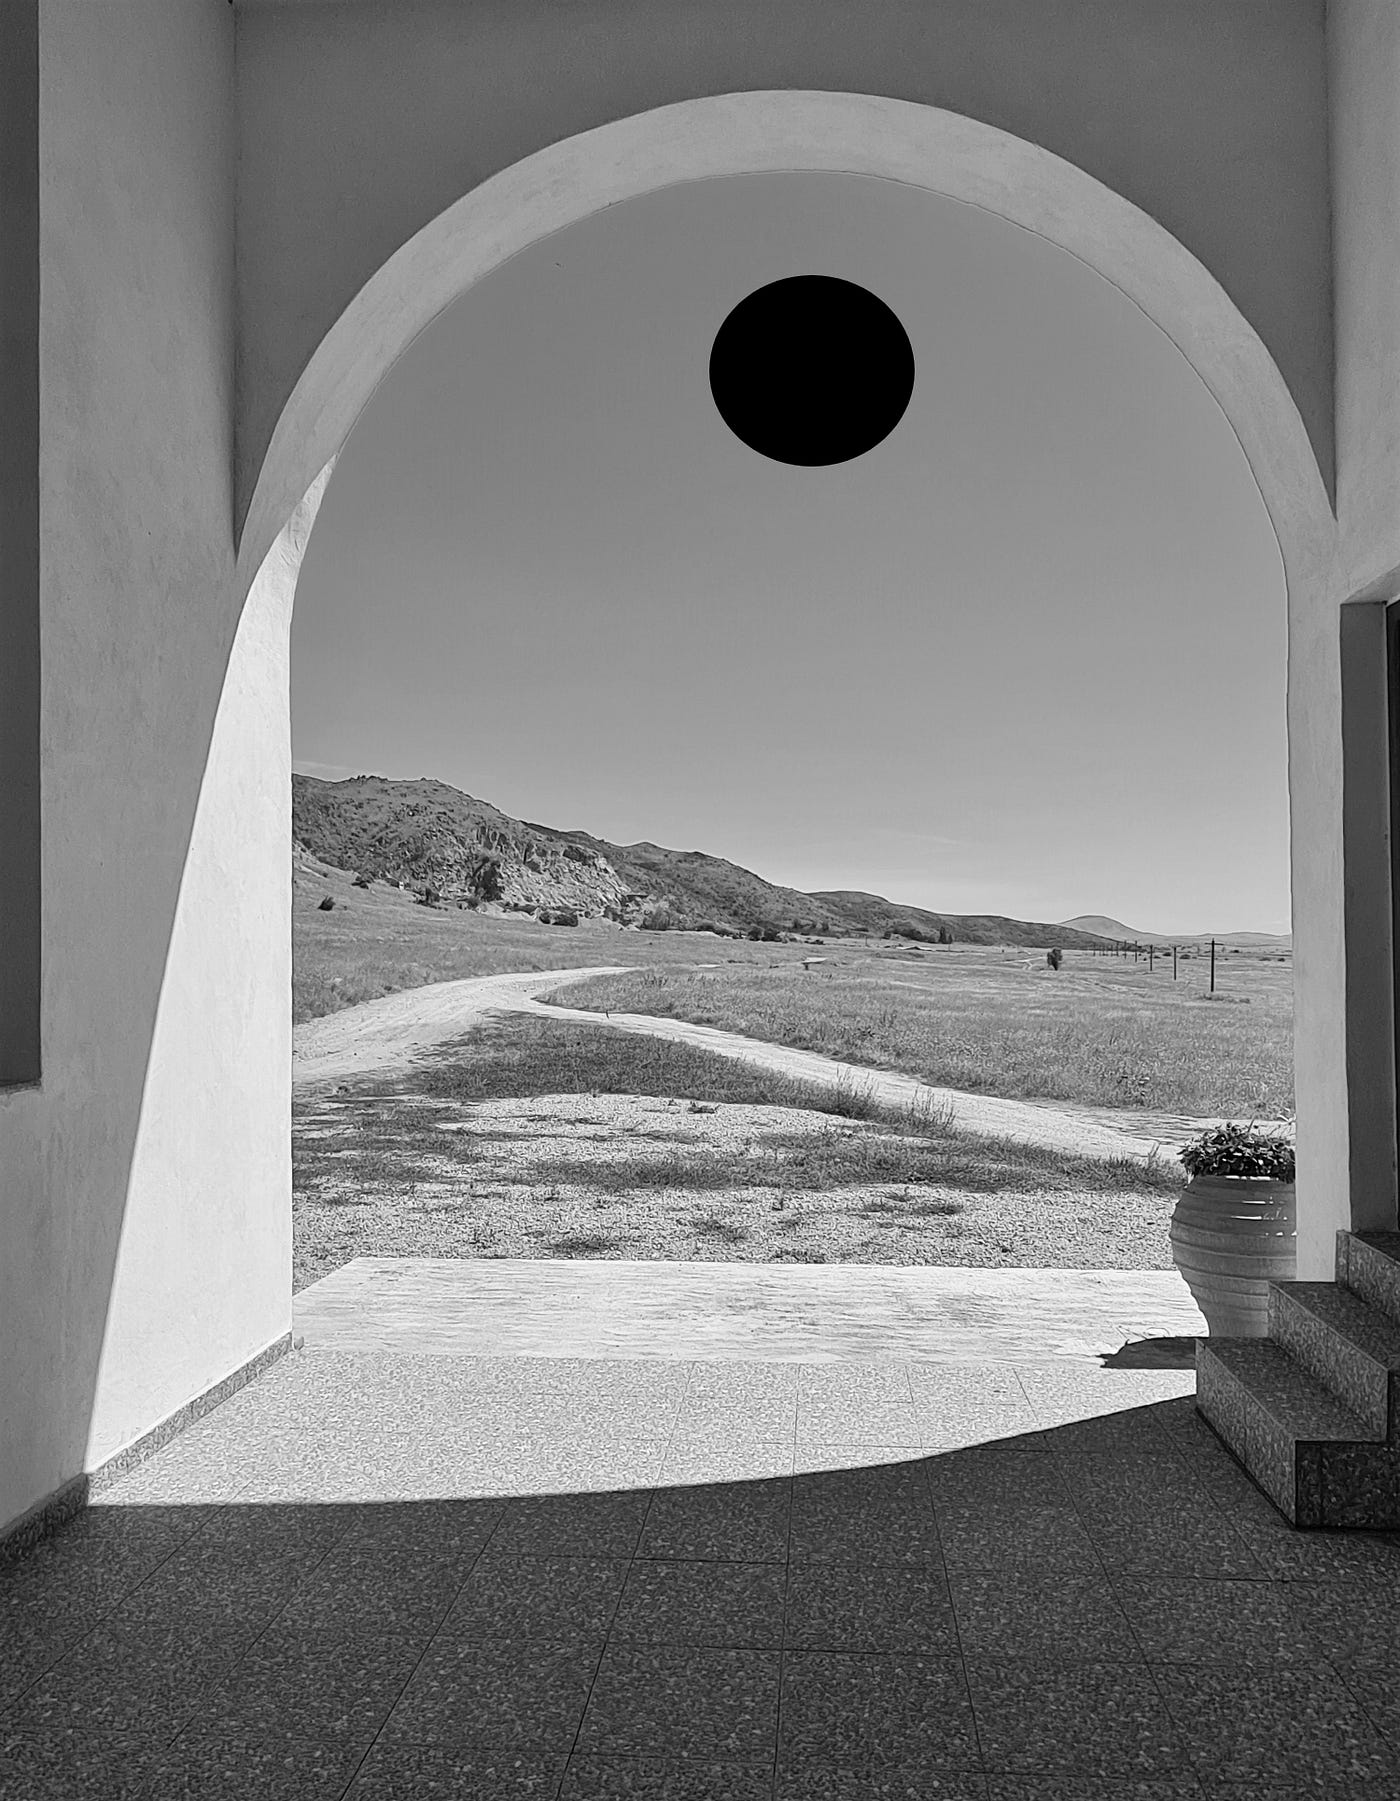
xmin=293 ymin=1090 xmax=1177 ymax=1293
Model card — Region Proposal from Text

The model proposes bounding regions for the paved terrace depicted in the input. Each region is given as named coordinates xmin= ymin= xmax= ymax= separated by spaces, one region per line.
xmin=5 ymin=1265 xmax=1400 ymax=1797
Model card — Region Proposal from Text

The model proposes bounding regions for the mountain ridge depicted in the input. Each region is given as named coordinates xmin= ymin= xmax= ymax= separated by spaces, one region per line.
xmin=292 ymin=773 xmax=1110 ymax=950
xmin=1060 ymin=912 xmax=1291 ymax=948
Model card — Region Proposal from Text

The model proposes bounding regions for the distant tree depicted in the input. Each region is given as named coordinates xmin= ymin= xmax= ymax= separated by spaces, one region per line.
xmin=938 ymin=926 xmax=953 ymax=945
xmin=1046 ymin=947 xmax=1063 ymax=971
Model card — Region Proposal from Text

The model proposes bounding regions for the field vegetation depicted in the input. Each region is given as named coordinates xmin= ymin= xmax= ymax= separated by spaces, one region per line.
xmin=292 ymin=853 xmax=812 ymax=1023
xmin=548 ymin=944 xmax=1293 ymax=1118
xmin=293 ymin=1016 xmax=1181 ymax=1290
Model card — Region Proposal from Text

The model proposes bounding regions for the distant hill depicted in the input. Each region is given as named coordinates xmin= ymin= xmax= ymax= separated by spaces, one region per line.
xmin=1060 ymin=913 xmax=1292 ymax=949
xmin=292 ymin=773 xmax=1109 ymax=949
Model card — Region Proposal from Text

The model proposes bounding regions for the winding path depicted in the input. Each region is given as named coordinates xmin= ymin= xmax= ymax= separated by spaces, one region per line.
xmin=293 ymin=967 xmax=1216 ymax=1164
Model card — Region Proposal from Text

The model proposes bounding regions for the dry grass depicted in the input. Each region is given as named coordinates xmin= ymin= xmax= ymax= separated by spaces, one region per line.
xmin=292 ymin=1015 xmax=1183 ymax=1287
xmin=547 ymin=944 xmax=1293 ymax=1118
xmin=291 ymin=854 xmax=814 ymax=1024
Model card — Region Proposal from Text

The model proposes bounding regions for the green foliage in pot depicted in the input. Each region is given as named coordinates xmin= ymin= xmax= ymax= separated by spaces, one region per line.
xmin=1179 ymin=1121 xmax=1295 ymax=1182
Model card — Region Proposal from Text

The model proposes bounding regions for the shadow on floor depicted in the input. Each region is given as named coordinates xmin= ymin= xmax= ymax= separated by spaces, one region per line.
xmin=5 ymin=1374 xmax=1400 ymax=1797
xmin=1099 ymin=1336 xmax=1199 ymax=1370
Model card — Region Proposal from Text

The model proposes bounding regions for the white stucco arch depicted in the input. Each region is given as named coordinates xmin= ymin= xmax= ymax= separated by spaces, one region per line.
xmin=231 ymin=90 xmax=1351 ymax=1278
xmin=238 ymin=92 xmax=1335 ymax=588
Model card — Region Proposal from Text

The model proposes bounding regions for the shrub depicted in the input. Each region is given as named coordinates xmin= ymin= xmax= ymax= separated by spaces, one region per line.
xmin=1046 ymin=947 xmax=1062 ymax=971
xmin=1180 ymin=1122 xmax=1295 ymax=1182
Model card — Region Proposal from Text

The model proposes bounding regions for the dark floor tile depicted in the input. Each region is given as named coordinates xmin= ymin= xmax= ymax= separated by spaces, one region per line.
xmin=777 ymin=1770 xmax=989 ymax=1799
xmin=1055 ymin=1454 xmax=1216 ymax=1516
xmin=384 ymin=1635 xmax=600 ymax=1750
xmin=639 ymin=1482 xmax=791 ymax=1565
xmin=789 ymin=1485 xmax=942 ymax=1568
xmin=110 ymin=1538 xmax=314 ymax=1636
xmin=967 ymin=1658 xmax=1184 ymax=1775
xmin=779 ymin=1651 xmax=978 ymax=1769
xmin=0 ymin=1622 xmax=81 ymax=1709
xmin=785 ymin=1562 xmax=958 ymax=1654
xmin=145 ymin=1727 xmax=366 ymax=1799
xmin=579 ymin=1644 xmax=780 ymax=1759
xmin=0 ymin=1537 xmax=157 ymax=1637
xmin=345 ymin=1741 xmax=568 ymax=1798
xmin=4 ymin=1619 xmax=249 ymax=1737
xmin=0 ymin=1727 xmax=169 ymax=1799
xmin=1153 ymin=1660 xmax=1400 ymax=1788
xmin=442 ymin=1553 xmax=628 ymax=1642
xmin=791 ymin=1464 xmax=932 ymax=1512
xmin=492 ymin=1493 xmax=651 ymax=1558
xmin=922 ymin=1448 xmax=1066 ymax=1511
xmin=1200 ymin=1782 xmax=1400 ymax=1800
xmin=1283 ymin=1579 xmax=1400 ymax=1666
xmin=984 ymin=1781 xmax=1205 ymax=1799
xmin=612 ymin=1560 xmax=785 ymax=1649
xmin=562 ymin=1754 xmax=776 ymax=1797
xmin=201 ymin=1501 xmax=358 ymax=1561
xmin=337 ymin=1498 xmax=503 ymax=1558
xmin=1086 ymin=1510 xmax=1264 ymax=1579
xmin=934 ymin=1505 xmax=1097 ymax=1575
xmin=51 ymin=1504 xmax=212 ymax=1565
xmin=1338 ymin=1662 xmax=1400 ymax=1742
xmin=949 ymin=1570 xmax=1137 ymax=1662
xmin=199 ymin=1622 xmax=424 ymax=1745
xmin=1234 ymin=1520 xmax=1400 ymax=1581
xmin=278 ymin=1544 xmax=469 ymax=1636
xmin=1041 ymin=1412 xmax=1183 ymax=1459
xmin=1113 ymin=1578 xmax=1305 ymax=1663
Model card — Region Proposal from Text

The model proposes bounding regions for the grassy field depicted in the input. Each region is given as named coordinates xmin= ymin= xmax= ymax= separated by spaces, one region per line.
xmin=295 ymin=862 xmax=1292 ymax=1115
xmin=292 ymin=854 xmax=813 ymax=1023
xmin=292 ymin=1016 xmax=1182 ymax=1290
xmin=548 ymin=943 xmax=1293 ymax=1118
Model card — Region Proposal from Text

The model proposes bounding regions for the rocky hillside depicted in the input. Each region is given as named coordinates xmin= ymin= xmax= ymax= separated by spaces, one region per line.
xmin=292 ymin=774 xmax=1109 ymax=949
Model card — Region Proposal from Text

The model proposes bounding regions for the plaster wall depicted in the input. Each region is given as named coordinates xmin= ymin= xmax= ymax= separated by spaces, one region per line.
xmin=3 ymin=0 xmax=1395 ymax=1537
xmin=1330 ymin=0 xmax=1400 ymax=590
xmin=0 ymin=0 xmax=277 ymax=1531
xmin=1323 ymin=0 xmax=1400 ymax=1256
xmin=0 ymin=1 xmax=40 ymax=1085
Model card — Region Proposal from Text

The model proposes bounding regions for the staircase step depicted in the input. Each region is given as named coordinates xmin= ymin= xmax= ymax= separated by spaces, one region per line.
xmin=1197 ymin=1337 xmax=1379 ymax=1526
xmin=1268 ymin=1281 xmax=1400 ymax=1437
xmin=1338 ymin=1230 xmax=1400 ymax=1325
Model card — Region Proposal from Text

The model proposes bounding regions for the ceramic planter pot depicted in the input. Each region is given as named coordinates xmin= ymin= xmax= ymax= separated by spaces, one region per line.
xmin=1169 ymin=1173 xmax=1297 ymax=1336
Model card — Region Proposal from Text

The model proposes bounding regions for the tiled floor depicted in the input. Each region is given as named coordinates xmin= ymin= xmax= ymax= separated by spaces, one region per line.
xmin=6 ymin=1350 xmax=1400 ymax=1798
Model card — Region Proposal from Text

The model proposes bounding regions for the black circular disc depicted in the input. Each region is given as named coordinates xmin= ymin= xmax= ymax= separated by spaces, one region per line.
xmin=709 ymin=275 xmax=915 ymax=466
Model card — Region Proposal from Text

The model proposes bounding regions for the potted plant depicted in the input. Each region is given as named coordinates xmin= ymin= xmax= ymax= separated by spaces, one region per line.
xmin=1169 ymin=1122 xmax=1296 ymax=1337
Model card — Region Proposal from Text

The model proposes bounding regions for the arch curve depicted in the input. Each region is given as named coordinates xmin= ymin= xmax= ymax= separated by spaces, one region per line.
xmin=237 ymin=88 xmax=1351 ymax=1277
xmin=237 ymin=89 xmax=1334 ymax=594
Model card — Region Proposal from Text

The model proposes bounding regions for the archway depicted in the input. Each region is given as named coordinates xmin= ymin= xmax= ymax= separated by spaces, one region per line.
xmin=224 ymin=92 xmax=1343 ymax=1278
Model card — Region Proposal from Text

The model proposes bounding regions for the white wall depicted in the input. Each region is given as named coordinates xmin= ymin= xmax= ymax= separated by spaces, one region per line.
xmin=6 ymin=0 xmax=1397 ymax=1536
xmin=0 ymin=0 xmax=270 ymax=1530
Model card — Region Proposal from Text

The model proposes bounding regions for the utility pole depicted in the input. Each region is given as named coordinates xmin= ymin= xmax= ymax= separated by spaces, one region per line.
xmin=1148 ymin=943 xmax=1154 ymax=973
xmin=1172 ymin=944 xmax=1178 ymax=980
xmin=1210 ymin=938 xmax=1216 ymax=993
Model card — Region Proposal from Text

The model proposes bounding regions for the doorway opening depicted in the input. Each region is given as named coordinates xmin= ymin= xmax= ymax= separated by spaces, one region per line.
xmin=283 ymin=170 xmax=1288 ymax=1350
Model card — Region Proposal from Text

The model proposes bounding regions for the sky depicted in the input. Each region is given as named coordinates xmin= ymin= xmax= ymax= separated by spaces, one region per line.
xmin=291 ymin=172 xmax=1289 ymax=936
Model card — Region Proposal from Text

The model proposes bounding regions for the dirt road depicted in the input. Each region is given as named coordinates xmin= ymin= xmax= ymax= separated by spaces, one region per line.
xmin=293 ymin=968 xmax=1203 ymax=1163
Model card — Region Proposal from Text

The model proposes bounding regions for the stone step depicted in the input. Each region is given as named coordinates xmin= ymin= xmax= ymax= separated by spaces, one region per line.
xmin=1338 ymin=1230 xmax=1400 ymax=1326
xmin=1268 ymin=1281 xmax=1400 ymax=1438
xmin=1197 ymin=1337 xmax=1379 ymax=1526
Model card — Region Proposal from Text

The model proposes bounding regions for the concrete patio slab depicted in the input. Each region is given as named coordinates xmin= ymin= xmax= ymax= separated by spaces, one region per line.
xmin=293 ymin=1256 xmax=1208 ymax=1362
